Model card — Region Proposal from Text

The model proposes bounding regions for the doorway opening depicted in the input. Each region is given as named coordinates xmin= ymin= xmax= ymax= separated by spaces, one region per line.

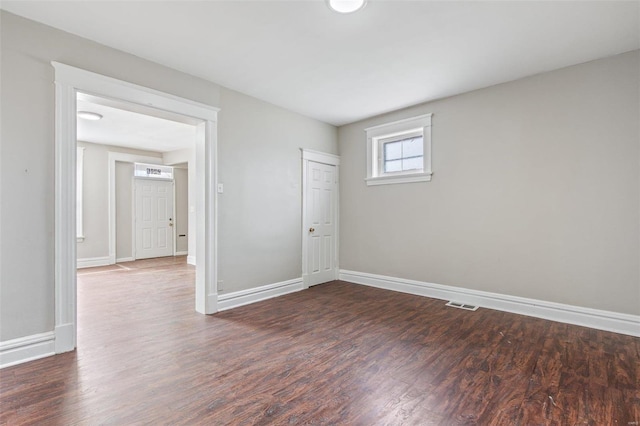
xmin=75 ymin=93 xmax=196 ymax=267
xmin=75 ymin=93 xmax=198 ymax=344
xmin=54 ymin=63 xmax=219 ymax=354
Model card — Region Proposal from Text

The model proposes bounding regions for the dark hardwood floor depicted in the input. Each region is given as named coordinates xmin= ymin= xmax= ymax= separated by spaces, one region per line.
xmin=1 ymin=257 xmax=638 ymax=425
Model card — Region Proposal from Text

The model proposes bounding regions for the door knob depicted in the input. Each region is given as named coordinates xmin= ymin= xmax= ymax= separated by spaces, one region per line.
xmin=309 ymin=227 xmax=315 ymax=233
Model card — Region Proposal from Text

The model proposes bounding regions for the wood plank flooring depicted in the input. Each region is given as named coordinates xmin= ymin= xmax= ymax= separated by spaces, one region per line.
xmin=1 ymin=257 xmax=639 ymax=425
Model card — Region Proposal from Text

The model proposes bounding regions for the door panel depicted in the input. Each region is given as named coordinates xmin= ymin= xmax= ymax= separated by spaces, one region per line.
xmin=135 ymin=179 xmax=174 ymax=259
xmin=306 ymin=161 xmax=337 ymax=286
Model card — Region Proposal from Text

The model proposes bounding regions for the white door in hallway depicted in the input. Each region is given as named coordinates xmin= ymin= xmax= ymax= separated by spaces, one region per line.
xmin=306 ymin=161 xmax=337 ymax=286
xmin=135 ymin=179 xmax=174 ymax=259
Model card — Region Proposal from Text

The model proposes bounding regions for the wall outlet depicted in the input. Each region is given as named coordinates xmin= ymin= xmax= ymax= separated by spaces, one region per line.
xmin=217 ymin=280 xmax=223 ymax=291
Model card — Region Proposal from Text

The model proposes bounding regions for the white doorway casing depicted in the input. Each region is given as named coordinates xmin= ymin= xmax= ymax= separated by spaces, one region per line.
xmin=301 ymin=150 xmax=340 ymax=289
xmin=53 ymin=63 xmax=220 ymax=354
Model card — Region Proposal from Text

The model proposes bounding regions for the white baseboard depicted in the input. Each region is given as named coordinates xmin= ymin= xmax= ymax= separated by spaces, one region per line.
xmin=339 ymin=270 xmax=640 ymax=337
xmin=218 ymin=277 xmax=304 ymax=311
xmin=175 ymin=251 xmax=188 ymax=256
xmin=116 ymin=256 xmax=134 ymax=263
xmin=187 ymin=255 xmax=196 ymax=266
xmin=0 ymin=332 xmax=55 ymax=369
xmin=77 ymin=256 xmax=112 ymax=269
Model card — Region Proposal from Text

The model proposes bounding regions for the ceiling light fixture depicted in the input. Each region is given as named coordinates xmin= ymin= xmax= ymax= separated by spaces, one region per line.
xmin=77 ymin=111 xmax=103 ymax=121
xmin=327 ymin=0 xmax=367 ymax=14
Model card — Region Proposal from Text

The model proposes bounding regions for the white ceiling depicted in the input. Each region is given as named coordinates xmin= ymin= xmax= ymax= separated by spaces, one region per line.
xmin=3 ymin=1 xmax=639 ymax=126
xmin=77 ymin=97 xmax=197 ymax=153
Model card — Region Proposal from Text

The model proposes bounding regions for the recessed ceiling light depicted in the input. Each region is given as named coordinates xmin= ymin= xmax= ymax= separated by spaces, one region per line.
xmin=327 ymin=0 xmax=367 ymax=14
xmin=77 ymin=111 xmax=103 ymax=121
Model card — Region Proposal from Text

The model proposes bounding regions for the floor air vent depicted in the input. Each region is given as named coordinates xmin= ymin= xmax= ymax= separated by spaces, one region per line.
xmin=445 ymin=301 xmax=479 ymax=311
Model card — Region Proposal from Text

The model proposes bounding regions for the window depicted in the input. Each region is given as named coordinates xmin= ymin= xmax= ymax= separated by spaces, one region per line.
xmin=134 ymin=162 xmax=174 ymax=180
xmin=365 ymin=113 xmax=432 ymax=186
xmin=380 ymin=132 xmax=423 ymax=174
xmin=76 ymin=146 xmax=85 ymax=242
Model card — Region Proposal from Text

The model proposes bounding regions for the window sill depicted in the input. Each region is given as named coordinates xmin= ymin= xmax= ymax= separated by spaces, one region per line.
xmin=77 ymin=236 xmax=85 ymax=243
xmin=365 ymin=172 xmax=432 ymax=186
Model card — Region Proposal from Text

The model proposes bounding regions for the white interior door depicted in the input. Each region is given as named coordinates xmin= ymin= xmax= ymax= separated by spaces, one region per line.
xmin=306 ymin=161 xmax=337 ymax=286
xmin=135 ymin=179 xmax=174 ymax=260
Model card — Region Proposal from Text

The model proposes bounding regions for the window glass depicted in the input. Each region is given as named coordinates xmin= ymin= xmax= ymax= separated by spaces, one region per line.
xmin=403 ymin=156 xmax=423 ymax=171
xmin=134 ymin=163 xmax=174 ymax=180
xmin=384 ymin=141 xmax=402 ymax=161
xmin=384 ymin=159 xmax=402 ymax=173
xmin=383 ymin=135 xmax=424 ymax=173
xmin=403 ymin=136 xmax=423 ymax=158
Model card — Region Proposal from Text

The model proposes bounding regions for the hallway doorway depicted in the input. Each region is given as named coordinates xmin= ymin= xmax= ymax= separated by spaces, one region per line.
xmin=54 ymin=62 xmax=219 ymax=355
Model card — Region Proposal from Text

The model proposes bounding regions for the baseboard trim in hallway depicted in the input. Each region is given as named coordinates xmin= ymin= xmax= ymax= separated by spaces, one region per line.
xmin=77 ymin=256 xmax=111 ymax=269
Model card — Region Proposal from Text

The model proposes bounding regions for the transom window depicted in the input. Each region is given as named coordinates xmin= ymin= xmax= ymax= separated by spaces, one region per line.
xmin=365 ymin=113 xmax=432 ymax=186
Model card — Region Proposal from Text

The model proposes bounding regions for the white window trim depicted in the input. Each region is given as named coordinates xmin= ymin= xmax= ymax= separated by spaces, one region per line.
xmin=76 ymin=146 xmax=85 ymax=242
xmin=365 ymin=113 xmax=432 ymax=186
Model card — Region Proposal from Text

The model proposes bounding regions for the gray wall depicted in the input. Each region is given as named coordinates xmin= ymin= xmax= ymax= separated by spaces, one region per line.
xmin=217 ymin=87 xmax=338 ymax=292
xmin=0 ymin=11 xmax=338 ymax=341
xmin=77 ymin=141 xmax=108 ymax=259
xmin=339 ymin=51 xmax=640 ymax=316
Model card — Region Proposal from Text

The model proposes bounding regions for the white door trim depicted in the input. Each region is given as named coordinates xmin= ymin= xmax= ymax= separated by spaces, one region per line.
xmin=53 ymin=62 xmax=220 ymax=354
xmin=301 ymin=149 xmax=340 ymax=289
